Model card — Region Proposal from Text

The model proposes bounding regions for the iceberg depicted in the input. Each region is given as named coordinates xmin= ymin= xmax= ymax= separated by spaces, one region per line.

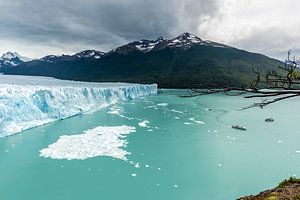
xmin=39 ymin=125 xmax=136 ymax=160
xmin=0 ymin=75 xmax=157 ymax=137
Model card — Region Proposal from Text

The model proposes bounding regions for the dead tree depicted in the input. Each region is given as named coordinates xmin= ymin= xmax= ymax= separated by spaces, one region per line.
xmin=181 ymin=51 xmax=300 ymax=109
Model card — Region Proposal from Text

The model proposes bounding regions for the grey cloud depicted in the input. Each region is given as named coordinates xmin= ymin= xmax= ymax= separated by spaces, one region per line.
xmin=230 ymin=27 xmax=300 ymax=61
xmin=0 ymin=0 xmax=221 ymax=55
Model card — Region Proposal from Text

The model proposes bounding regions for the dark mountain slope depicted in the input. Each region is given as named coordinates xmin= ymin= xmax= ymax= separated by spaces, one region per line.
xmin=4 ymin=33 xmax=282 ymax=88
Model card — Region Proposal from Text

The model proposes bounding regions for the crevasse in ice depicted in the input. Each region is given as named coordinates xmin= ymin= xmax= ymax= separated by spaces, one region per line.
xmin=0 ymin=75 xmax=157 ymax=137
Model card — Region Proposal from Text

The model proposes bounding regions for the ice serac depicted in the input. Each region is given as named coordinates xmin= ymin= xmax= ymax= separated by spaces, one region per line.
xmin=0 ymin=75 xmax=157 ymax=137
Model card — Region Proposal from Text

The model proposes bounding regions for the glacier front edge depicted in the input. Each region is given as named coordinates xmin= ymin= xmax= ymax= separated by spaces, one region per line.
xmin=0 ymin=75 xmax=157 ymax=137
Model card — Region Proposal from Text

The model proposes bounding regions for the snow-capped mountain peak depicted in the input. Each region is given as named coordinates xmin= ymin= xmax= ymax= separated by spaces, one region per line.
xmin=177 ymin=32 xmax=202 ymax=42
xmin=1 ymin=52 xmax=17 ymax=60
xmin=75 ymin=50 xmax=105 ymax=59
xmin=1 ymin=51 xmax=32 ymax=62
xmin=134 ymin=37 xmax=166 ymax=52
xmin=168 ymin=32 xmax=202 ymax=48
xmin=0 ymin=51 xmax=31 ymax=67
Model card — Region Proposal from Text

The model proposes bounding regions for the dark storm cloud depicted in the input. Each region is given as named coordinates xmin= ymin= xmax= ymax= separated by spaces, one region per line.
xmin=0 ymin=0 xmax=221 ymax=54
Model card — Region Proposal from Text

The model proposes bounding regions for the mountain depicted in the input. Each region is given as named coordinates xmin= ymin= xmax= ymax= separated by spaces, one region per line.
xmin=109 ymin=32 xmax=228 ymax=55
xmin=2 ymin=33 xmax=283 ymax=88
xmin=0 ymin=52 xmax=32 ymax=69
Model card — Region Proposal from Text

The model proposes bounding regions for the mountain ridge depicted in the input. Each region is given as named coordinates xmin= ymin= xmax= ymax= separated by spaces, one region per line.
xmin=1 ymin=33 xmax=283 ymax=88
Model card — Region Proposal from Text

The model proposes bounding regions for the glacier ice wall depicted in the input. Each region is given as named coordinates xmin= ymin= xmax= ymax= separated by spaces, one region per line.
xmin=0 ymin=75 xmax=157 ymax=137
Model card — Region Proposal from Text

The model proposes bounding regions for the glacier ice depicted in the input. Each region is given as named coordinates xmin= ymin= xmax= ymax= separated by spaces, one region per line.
xmin=0 ymin=75 xmax=157 ymax=137
xmin=39 ymin=125 xmax=136 ymax=160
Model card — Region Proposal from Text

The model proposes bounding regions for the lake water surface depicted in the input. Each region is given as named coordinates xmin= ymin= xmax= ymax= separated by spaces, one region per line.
xmin=1 ymin=89 xmax=300 ymax=200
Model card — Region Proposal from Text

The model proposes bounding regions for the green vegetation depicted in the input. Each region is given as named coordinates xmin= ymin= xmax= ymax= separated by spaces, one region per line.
xmin=278 ymin=177 xmax=300 ymax=188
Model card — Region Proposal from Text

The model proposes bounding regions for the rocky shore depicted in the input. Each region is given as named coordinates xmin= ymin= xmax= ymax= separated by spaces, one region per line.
xmin=239 ymin=178 xmax=300 ymax=200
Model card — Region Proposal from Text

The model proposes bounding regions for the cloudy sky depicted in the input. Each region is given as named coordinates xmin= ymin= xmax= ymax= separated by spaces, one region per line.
xmin=0 ymin=0 xmax=299 ymax=60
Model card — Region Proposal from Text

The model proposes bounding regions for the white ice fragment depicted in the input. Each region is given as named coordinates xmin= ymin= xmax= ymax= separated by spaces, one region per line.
xmin=171 ymin=109 xmax=184 ymax=114
xmin=189 ymin=118 xmax=205 ymax=124
xmin=108 ymin=108 xmax=133 ymax=120
xmin=39 ymin=125 xmax=136 ymax=160
xmin=131 ymin=173 xmax=137 ymax=177
xmin=138 ymin=120 xmax=150 ymax=128
xmin=134 ymin=163 xmax=140 ymax=168
xmin=157 ymin=103 xmax=168 ymax=107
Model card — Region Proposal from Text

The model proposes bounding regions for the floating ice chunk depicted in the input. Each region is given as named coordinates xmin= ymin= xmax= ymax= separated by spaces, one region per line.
xmin=174 ymin=117 xmax=180 ymax=120
xmin=138 ymin=120 xmax=150 ymax=128
xmin=145 ymin=164 xmax=149 ymax=168
xmin=218 ymin=164 xmax=222 ymax=167
xmin=296 ymin=151 xmax=300 ymax=154
xmin=108 ymin=109 xmax=121 ymax=115
xmin=157 ymin=103 xmax=168 ymax=107
xmin=134 ymin=163 xmax=140 ymax=168
xmin=184 ymin=122 xmax=192 ymax=125
xmin=146 ymin=105 xmax=158 ymax=109
xmin=171 ymin=109 xmax=184 ymax=114
xmin=189 ymin=118 xmax=205 ymax=124
xmin=226 ymin=136 xmax=236 ymax=141
xmin=108 ymin=107 xmax=134 ymax=120
xmin=39 ymin=125 xmax=136 ymax=160
xmin=174 ymin=185 xmax=178 ymax=188
xmin=277 ymin=140 xmax=283 ymax=143
xmin=131 ymin=173 xmax=137 ymax=177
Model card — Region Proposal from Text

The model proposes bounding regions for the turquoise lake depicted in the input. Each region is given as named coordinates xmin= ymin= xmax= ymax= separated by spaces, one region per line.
xmin=1 ymin=89 xmax=300 ymax=200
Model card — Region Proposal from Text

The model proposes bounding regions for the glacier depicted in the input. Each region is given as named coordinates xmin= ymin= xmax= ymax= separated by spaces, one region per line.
xmin=0 ymin=75 xmax=157 ymax=137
